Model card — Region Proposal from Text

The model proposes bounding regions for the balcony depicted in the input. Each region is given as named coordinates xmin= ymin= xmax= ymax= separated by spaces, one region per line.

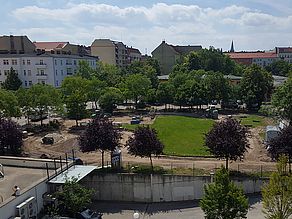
xmin=35 ymin=63 xmax=47 ymax=68
xmin=36 ymin=74 xmax=48 ymax=80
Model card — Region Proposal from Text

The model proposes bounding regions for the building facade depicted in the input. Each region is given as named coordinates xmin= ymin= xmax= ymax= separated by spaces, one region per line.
xmin=34 ymin=42 xmax=90 ymax=56
xmin=91 ymin=39 xmax=141 ymax=67
xmin=227 ymin=52 xmax=278 ymax=67
xmin=275 ymin=47 xmax=292 ymax=63
xmin=151 ymin=40 xmax=202 ymax=75
xmin=0 ymin=35 xmax=98 ymax=88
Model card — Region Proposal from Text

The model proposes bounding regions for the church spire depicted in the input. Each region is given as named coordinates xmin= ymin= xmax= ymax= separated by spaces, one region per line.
xmin=230 ymin=40 xmax=235 ymax=53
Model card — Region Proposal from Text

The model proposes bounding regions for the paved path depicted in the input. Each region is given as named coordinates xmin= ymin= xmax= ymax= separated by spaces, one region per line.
xmin=91 ymin=195 xmax=264 ymax=219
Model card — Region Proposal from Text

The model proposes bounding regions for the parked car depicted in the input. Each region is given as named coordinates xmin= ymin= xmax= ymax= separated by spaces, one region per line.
xmin=76 ymin=209 xmax=103 ymax=219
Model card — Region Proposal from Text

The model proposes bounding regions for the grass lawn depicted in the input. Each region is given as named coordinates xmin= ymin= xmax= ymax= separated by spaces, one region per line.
xmin=235 ymin=115 xmax=269 ymax=128
xmin=153 ymin=116 xmax=214 ymax=156
xmin=123 ymin=116 xmax=214 ymax=156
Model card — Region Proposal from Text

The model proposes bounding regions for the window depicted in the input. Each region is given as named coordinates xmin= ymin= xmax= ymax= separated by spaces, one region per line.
xmin=12 ymin=59 xmax=17 ymax=65
xmin=55 ymin=70 xmax=58 ymax=75
xmin=61 ymin=70 xmax=63 ymax=75
xmin=74 ymin=60 xmax=77 ymax=65
xmin=24 ymin=70 xmax=26 ymax=76
xmin=27 ymin=60 xmax=31 ymax=65
xmin=40 ymin=60 xmax=44 ymax=65
xmin=25 ymin=81 xmax=27 ymax=87
xmin=4 ymin=70 xmax=9 ymax=75
xmin=28 ymin=70 xmax=31 ymax=76
xmin=67 ymin=68 xmax=72 ymax=75
xmin=28 ymin=81 xmax=32 ymax=86
xmin=60 ymin=60 xmax=63 ymax=65
xmin=3 ymin=60 xmax=9 ymax=65
xmin=74 ymin=69 xmax=77 ymax=74
xmin=56 ymin=80 xmax=59 ymax=86
xmin=40 ymin=70 xmax=45 ymax=75
xmin=22 ymin=60 xmax=25 ymax=65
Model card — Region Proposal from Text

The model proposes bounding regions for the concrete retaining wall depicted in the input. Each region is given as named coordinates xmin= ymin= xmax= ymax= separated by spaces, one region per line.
xmin=0 ymin=156 xmax=63 ymax=169
xmin=81 ymin=172 xmax=268 ymax=202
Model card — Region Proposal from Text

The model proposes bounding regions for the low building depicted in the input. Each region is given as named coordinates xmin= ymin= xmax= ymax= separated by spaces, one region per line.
xmin=227 ymin=52 xmax=278 ymax=67
xmin=0 ymin=35 xmax=36 ymax=54
xmin=152 ymin=40 xmax=202 ymax=75
xmin=127 ymin=46 xmax=141 ymax=64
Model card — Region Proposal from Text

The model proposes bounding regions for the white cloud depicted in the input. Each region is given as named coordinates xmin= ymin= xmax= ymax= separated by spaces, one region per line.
xmin=10 ymin=3 xmax=292 ymax=52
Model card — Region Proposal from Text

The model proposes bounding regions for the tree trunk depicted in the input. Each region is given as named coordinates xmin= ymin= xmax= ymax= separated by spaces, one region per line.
xmin=101 ymin=150 xmax=104 ymax=168
xmin=150 ymin=155 xmax=153 ymax=172
xmin=94 ymin=101 xmax=98 ymax=110
xmin=75 ymin=119 xmax=78 ymax=126
xmin=225 ymin=157 xmax=229 ymax=170
xmin=165 ymin=104 xmax=167 ymax=111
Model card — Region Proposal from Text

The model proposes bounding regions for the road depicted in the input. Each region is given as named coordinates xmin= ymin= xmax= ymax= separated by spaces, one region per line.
xmin=91 ymin=195 xmax=264 ymax=219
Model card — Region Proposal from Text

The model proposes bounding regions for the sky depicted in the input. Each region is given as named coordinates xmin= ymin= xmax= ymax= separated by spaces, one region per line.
xmin=1 ymin=0 xmax=292 ymax=54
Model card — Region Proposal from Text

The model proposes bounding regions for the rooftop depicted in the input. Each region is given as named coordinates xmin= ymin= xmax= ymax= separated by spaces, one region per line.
xmin=34 ymin=42 xmax=68 ymax=51
xmin=227 ymin=52 xmax=277 ymax=59
xmin=0 ymin=166 xmax=47 ymax=202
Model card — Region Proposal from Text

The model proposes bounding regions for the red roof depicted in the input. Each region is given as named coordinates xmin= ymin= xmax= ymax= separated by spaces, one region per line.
xmin=34 ymin=42 xmax=68 ymax=50
xmin=228 ymin=52 xmax=277 ymax=59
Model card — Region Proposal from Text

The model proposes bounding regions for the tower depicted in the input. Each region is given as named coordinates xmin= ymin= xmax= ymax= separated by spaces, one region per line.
xmin=230 ymin=40 xmax=235 ymax=53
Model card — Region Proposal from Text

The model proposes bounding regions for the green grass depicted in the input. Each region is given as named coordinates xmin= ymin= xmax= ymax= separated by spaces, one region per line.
xmin=152 ymin=116 xmax=214 ymax=156
xmin=122 ymin=116 xmax=214 ymax=156
xmin=236 ymin=115 xmax=268 ymax=128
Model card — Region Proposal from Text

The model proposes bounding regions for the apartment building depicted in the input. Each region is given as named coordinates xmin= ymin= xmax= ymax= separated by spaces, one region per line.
xmin=275 ymin=47 xmax=292 ymax=63
xmin=0 ymin=35 xmax=98 ymax=88
xmin=151 ymin=40 xmax=202 ymax=75
xmin=91 ymin=39 xmax=141 ymax=67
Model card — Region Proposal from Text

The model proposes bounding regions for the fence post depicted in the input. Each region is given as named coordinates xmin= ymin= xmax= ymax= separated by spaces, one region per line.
xmin=46 ymin=163 xmax=49 ymax=181
xmin=171 ymin=163 xmax=173 ymax=175
xmin=237 ymin=164 xmax=240 ymax=172
xmin=260 ymin=165 xmax=263 ymax=177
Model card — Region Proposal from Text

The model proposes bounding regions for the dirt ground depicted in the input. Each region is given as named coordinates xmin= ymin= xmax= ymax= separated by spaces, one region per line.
xmin=23 ymin=115 xmax=277 ymax=173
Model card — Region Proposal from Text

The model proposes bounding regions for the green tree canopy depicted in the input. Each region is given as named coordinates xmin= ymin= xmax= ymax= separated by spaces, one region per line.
xmin=240 ymin=64 xmax=273 ymax=110
xmin=272 ymin=78 xmax=292 ymax=124
xmin=0 ymin=89 xmax=20 ymax=118
xmin=265 ymin=60 xmax=292 ymax=76
xmin=156 ymin=82 xmax=175 ymax=109
xmin=55 ymin=177 xmax=93 ymax=217
xmin=29 ymin=84 xmax=63 ymax=125
xmin=200 ymin=167 xmax=248 ymax=219
xmin=62 ymin=76 xmax=88 ymax=126
xmin=76 ymin=60 xmax=95 ymax=79
xmin=99 ymin=87 xmax=124 ymax=113
xmin=262 ymin=156 xmax=292 ymax=219
xmin=121 ymin=74 xmax=151 ymax=109
xmin=2 ymin=67 xmax=22 ymax=91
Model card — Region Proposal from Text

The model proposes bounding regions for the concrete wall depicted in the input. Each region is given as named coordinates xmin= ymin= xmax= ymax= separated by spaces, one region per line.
xmin=0 ymin=177 xmax=48 ymax=219
xmin=0 ymin=156 xmax=63 ymax=169
xmin=81 ymin=172 xmax=268 ymax=203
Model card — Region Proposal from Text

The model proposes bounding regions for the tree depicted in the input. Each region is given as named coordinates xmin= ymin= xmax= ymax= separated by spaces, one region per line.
xmin=126 ymin=126 xmax=164 ymax=171
xmin=200 ymin=167 xmax=248 ymax=219
xmin=99 ymin=87 xmax=123 ymax=114
xmin=0 ymin=89 xmax=20 ymax=118
xmin=79 ymin=117 xmax=121 ymax=167
xmin=122 ymin=74 xmax=151 ymax=109
xmin=240 ymin=64 xmax=273 ymax=110
xmin=2 ymin=67 xmax=22 ymax=90
xmin=55 ymin=177 xmax=93 ymax=217
xmin=29 ymin=84 xmax=63 ymax=125
xmin=76 ymin=60 xmax=94 ymax=79
xmin=87 ymin=78 xmax=106 ymax=109
xmin=205 ymin=118 xmax=249 ymax=169
xmin=262 ymin=156 xmax=292 ymax=219
xmin=0 ymin=118 xmax=23 ymax=155
xmin=94 ymin=62 xmax=122 ymax=87
xmin=272 ymin=78 xmax=292 ymax=124
xmin=267 ymin=125 xmax=292 ymax=173
xmin=156 ymin=82 xmax=175 ymax=109
xmin=62 ymin=77 xmax=88 ymax=126
xmin=265 ymin=60 xmax=292 ymax=76
xmin=16 ymin=88 xmax=33 ymax=124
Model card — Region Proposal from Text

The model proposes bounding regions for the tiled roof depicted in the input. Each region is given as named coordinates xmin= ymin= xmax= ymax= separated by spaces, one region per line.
xmin=34 ymin=42 xmax=68 ymax=50
xmin=228 ymin=52 xmax=277 ymax=59
xmin=127 ymin=47 xmax=141 ymax=54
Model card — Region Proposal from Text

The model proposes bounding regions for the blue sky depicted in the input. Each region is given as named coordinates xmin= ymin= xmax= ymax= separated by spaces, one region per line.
xmin=1 ymin=0 xmax=292 ymax=54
